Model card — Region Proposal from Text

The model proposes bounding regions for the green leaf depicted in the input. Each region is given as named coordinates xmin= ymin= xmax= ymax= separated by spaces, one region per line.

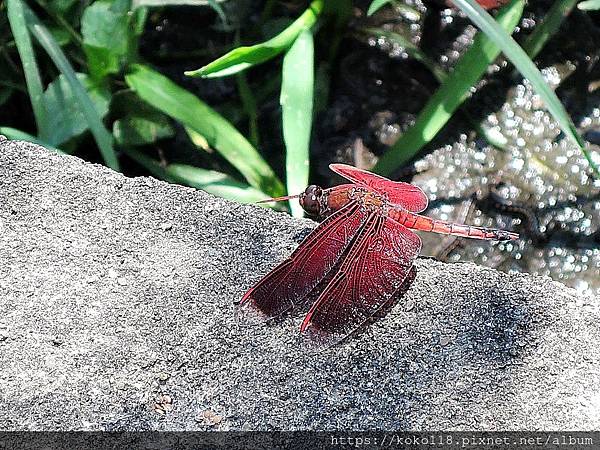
xmin=6 ymin=0 xmax=49 ymax=140
xmin=373 ymin=0 xmax=525 ymax=175
xmin=133 ymin=0 xmax=226 ymax=5
xmin=125 ymin=64 xmax=284 ymax=196
xmin=81 ymin=0 xmax=134 ymax=79
xmin=206 ymin=0 xmax=228 ymax=26
xmin=23 ymin=3 xmax=120 ymax=170
xmin=43 ymin=73 xmax=110 ymax=146
xmin=578 ymin=0 xmax=600 ymax=10
xmin=367 ymin=0 xmax=394 ymax=16
xmin=452 ymin=0 xmax=599 ymax=177
xmin=236 ymin=72 xmax=260 ymax=147
xmin=122 ymin=147 xmax=270 ymax=204
xmin=84 ymin=46 xmax=121 ymax=80
xmin=47 ymin=26 xmax=72 ymax=46
xmin=38 ymin=0 xmax=84 ymax=47
xmin=113 ymin=110 xmax=175 ymax=146
xmin=216 ymin=74 xmax=281 ymax=126
xmin=185 ymin=0 xmax=324 ymax=78
xmin=281 ymin=29 xmax=314 ymax=217
xmin=0 ymin=126 xmax=65 ymax=154
xmin=111 ymin=90 xmax=175 ymax=146
xmin=360 ymin=26 xmax=510 ymax=151
xmin=522 ymin=0 xmax=578 ymax=59
xmin=47 ymin=0 xmax=79 ymax=15
xmin=185 ymin=127 xmax=211 ymax=150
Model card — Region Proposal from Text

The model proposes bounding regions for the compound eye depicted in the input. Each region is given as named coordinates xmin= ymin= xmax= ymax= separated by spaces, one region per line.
xmin=300 ymin=185 xmax=323 ymax=216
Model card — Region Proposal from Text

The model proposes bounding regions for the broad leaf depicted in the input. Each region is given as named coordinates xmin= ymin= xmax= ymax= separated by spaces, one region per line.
xmin=44 ymin=73 xmax=110 ymax=146
xmin=81 ymin=0 xmax=142 ymax=79
xmin=113 ymin=103 xmax=175 ymax=146
xmin=123 ymin=147 xmax=270 ymax=204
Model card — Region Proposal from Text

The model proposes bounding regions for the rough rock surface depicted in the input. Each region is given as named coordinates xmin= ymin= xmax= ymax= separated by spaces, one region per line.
xmin=0 ymin=139 xmax=598 ymax=431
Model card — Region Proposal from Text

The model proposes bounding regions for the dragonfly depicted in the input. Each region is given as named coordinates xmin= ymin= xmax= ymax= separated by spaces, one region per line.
xmin=240 ymin=164 xmax=518 ymax=336
xmin=447 ymin=0 xmax=509 ymax=8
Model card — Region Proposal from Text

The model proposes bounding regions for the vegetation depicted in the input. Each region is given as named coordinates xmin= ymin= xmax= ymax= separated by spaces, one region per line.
xmin=1 ymin=0 xmax=598 ymax=216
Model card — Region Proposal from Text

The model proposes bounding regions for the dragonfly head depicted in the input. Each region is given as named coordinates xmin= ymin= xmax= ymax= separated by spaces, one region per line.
xmin=300 ymin=185 xmax=326 ymax=217
xmin=256 ymin=185 xmax=328 ymax=217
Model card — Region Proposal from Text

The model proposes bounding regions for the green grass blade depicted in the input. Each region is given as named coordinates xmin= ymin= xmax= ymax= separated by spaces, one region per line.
xmin=122 ymin=147 xmax=270 ymax=204
xmin=236 ymin=72 xmax=259 ymax=147
xmin=21 ymin=4 xmax=120 ymax=170
xmin=133 ymin=0 xmax=226 ymax=5
xmin=0 ymin=126 xmax=65 ymax=154
xmin=206 ymin=0 xmax=228 ymax=26
xmin=34 ymin=0 xmax=83 ymax=47
xmin=359 ymin=28 xmax=509 ymax=150
xmin=185 ymin=0 xmax=323 ymax=78
xmin=217 ymin=74 xmax=281 ymax=126
xmin=578 ymin=0 xmax=600 ymax=10
xmin=521 ymin=0 xmax=578 ymax=59
xmin=373 ymin=0 xmax=524 ymax=176
xmin=125 ymin=64 xmax=284 ymax=196
xmin=367 ymin=0 xmax=394 ymax=16
xmin=452 ymin=0 xmax=600 ymax=177
xmin=281 ymin=29 xmax=314 ymax=217
xmin=6 ymin=0 xmax=49 ymax=140
xmin=43 ymin=73 xmax=111 ymax=146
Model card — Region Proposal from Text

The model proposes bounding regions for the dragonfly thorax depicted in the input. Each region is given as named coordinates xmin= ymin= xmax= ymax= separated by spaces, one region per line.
xmin=349 ymin=187 xmax=389 ymax=214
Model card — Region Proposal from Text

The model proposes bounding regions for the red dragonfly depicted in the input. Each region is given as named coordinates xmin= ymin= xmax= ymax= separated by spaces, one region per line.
xmin=240 ymin=164 xmax=518 ymax=335
xmin=446 ymin=0 xmax=509 ymax=9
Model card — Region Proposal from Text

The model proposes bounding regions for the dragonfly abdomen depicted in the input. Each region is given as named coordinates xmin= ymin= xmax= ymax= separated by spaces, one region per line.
xmin=390 ymin=209 xmax=518 ymax=241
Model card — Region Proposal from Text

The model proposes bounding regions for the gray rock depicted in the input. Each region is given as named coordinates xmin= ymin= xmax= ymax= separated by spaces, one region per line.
xmin=0 ymin=140 xmax=598 ymax=431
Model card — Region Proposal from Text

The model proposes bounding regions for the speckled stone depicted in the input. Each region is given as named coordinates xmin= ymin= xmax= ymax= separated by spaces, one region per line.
xmin=0 ymin=140 xmax=598 ymax=431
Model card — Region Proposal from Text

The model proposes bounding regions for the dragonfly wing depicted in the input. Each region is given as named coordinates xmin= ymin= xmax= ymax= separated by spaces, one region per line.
xmin=300 ymin=214 xmax=422 ymax=334
xmin=330 ymin=163 xmax=428 ymax=213
xmin=240 ymin=201 xmax=368 ymax=318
